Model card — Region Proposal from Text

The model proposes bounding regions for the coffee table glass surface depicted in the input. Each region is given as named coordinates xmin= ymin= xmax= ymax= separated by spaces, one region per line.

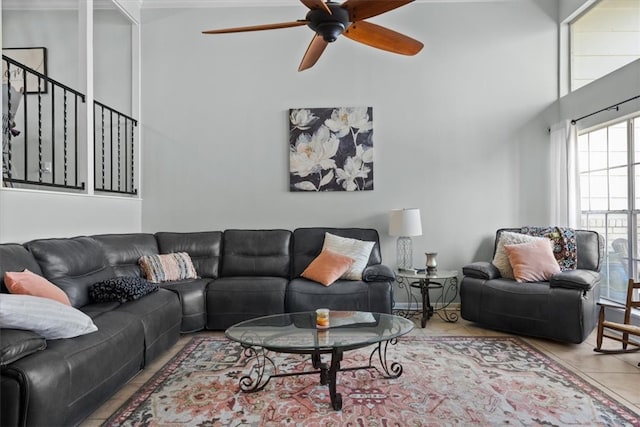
xmin=225 ymin=311 xmax=413 ymax=351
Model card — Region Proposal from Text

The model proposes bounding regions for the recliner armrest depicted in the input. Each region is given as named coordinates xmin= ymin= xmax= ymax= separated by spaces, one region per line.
xmin=550 ymin=270 xmax=600 ymax=291
xmin=462 ymin=262 xmax=500 ymax=280
xmin=362 ymin=264 xmax=395 ymax=282
xmin=1 ymin=329 xmax=46 ymax=366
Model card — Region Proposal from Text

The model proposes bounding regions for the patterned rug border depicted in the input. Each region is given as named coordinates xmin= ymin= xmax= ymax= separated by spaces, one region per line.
xmin=104 ymin=335 xmax=640 ymax=426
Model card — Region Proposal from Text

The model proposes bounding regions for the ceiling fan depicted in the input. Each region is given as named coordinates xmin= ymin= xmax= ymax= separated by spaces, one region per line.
xmin=202 ymin=0 xmax=423 ymax=72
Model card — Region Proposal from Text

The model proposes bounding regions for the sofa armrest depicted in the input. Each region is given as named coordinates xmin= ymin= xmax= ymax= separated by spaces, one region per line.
xmin=1 ymin=329 xmax=46 ymax=366
xmin=462 ymin=262 xmax=501 ymax=280
xmin=362 ymin=264 xmax=395 ymax=282
xmin=550 ymin=270 xmax=600 ymax=291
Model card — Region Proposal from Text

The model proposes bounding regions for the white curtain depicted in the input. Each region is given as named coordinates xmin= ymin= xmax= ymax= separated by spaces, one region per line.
xmin=550 ymin=120 xmax=580 ymax=228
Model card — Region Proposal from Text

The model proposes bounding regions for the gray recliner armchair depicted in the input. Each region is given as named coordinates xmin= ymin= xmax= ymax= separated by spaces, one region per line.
xmin=460 ymin=228 xmax=603 ymax=343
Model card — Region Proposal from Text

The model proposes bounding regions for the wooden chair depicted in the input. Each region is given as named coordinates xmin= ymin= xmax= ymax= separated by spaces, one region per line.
xmin=594 ymin=278 xmax=640 ymax=365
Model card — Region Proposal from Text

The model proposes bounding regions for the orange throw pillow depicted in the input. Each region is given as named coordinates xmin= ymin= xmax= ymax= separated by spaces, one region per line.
xmin=4 ymin=269 xmax=71 ymax=305
xmin=504 ymin=239 xmax=561 ymax=283
xmin=301 ymin=250 xmax=355 ymax=286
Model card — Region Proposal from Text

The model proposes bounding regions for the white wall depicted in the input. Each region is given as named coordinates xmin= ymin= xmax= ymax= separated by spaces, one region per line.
xmin=0 ymin=190 xmax=141 ymax=242
xmin=0 ymin=1 xmax=142 ymax=243
xmin=140 ymin=1 xmax=559 ymax=270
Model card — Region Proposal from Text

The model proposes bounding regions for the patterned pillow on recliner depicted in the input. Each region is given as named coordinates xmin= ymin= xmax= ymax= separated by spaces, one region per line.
xmin=89 ymin=277 xmax=158 ymax=303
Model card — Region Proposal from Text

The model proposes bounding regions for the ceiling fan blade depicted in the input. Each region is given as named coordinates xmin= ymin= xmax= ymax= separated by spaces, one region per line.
xmin=344 ymin=21 xmax=423 ymax=55
xmin=341 ymin=0 xmax=414 ymax=21
xmin=202 ymin=20 xmax=308 ymax=34
xmin=298 ymin=34 xmax=329 ymax=71
xmin=300 ymin=0 xmax=332 ymax=15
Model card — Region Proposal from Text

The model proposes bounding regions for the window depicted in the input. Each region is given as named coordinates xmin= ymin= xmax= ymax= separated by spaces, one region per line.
xmin=570 ymin=0 xmax=640 ymax=92
xmin=579 ymin=115 xmax=640 ymax=302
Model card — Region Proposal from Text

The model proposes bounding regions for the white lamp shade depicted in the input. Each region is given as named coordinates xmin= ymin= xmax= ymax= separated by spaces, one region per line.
xmin=389 ymin=208 xmax=422 ymax=237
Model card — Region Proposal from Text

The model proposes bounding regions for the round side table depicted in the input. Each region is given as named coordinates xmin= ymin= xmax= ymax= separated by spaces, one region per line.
xmin=394 ymin=270 xmax=459 ymax=328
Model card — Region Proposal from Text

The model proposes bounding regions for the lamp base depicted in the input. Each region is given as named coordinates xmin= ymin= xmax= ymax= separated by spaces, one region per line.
xmin=397 ymin=236 xmax=413 ymax=270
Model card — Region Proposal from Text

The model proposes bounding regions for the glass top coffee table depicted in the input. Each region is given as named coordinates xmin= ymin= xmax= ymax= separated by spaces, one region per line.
xmin=225 ymin=311 xmax=414 ymax=410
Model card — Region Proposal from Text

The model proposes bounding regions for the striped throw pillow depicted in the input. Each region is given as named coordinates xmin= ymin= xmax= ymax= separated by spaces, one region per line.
xmin=322 ymin=233 xmax=375 ymax=280
xmin=139 ymin=252 xmax=198 ymax=283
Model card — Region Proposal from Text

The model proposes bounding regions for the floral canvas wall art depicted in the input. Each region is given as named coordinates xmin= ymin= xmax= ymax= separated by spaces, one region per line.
xmin=289 ymin=106 xmax=373 ymax=192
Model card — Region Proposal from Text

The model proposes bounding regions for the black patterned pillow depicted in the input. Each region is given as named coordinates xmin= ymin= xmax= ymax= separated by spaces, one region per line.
xmin=89 ymin=277 xmax=158 ymax=303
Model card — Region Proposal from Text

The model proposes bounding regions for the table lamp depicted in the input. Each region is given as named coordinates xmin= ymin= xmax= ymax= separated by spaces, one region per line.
xmin=389 ymin=208 xmax=422 ymax=270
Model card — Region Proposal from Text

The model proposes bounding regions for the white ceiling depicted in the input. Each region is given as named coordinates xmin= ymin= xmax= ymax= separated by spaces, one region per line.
xmin=1 ymin=0 xmax=509 ymax=11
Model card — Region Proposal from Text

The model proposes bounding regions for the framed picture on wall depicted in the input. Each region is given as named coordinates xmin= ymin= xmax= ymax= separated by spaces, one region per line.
xmin=2 ymin=47 xmax=48 ymax=94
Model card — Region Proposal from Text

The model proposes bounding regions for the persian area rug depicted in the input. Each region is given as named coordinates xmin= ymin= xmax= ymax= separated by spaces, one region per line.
xmin=104 ymin=336 xmax=640 ymax=426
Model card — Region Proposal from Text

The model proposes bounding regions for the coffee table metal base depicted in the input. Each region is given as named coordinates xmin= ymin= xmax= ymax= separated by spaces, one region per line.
xmin=237 ymin=338 xmax=403 ymax=411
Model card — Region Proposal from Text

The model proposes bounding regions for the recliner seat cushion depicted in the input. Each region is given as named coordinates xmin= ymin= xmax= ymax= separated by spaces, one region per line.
xmin=286 ymin=278 xmax=392 ymax=313
xmin=206 ymin=276 xmax=288 ymax=330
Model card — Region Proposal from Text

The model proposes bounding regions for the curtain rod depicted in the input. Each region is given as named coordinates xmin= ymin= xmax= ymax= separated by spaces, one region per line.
xmin=571 ymin=94 xmax=640 ymax=125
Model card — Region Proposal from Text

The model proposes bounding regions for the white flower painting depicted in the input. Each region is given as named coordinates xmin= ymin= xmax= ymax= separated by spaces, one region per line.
xmin=289 ymin=107 xmax=373 ymax=192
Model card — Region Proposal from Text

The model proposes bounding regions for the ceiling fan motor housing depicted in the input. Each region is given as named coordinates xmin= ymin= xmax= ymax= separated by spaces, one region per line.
xmin=306 ymin=3 xmax=351 ymax=42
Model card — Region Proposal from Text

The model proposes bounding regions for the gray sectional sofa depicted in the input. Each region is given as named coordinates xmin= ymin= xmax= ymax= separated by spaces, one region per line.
xmin=0 ymin=227 xmax=394 ymax=426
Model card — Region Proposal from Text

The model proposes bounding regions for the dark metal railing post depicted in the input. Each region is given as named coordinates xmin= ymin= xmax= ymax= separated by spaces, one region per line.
xmin=50 ymin=82 xmax=55 ymax=183
xmin=37 ymin=76 xmax=43 ymax=183
xmin=63 ymin=89 xmax=68 ymax=186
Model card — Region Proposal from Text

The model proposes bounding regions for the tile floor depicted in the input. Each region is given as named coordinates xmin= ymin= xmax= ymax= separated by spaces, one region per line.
xmin=81 ymin=312 xmax=640 ymax=426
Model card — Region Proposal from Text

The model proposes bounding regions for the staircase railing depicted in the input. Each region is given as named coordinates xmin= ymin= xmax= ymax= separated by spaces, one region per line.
xmin=2 ymin=55 xmax=138 ymax=195
xmin=94 ymin=101 xmax=138 ymax=195
xmin=2 ymin=55 xmax=86 ymax=190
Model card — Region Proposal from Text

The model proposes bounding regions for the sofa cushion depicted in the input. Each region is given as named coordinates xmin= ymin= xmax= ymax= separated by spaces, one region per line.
xmin=322 ymin=232 xmax=375 ymax=280
xmin=92 ymin=233 xmax=159 ymax=277
xmin=206 ymin=276 xmax=288 ymax=329
xmin=0 ymin=329 xmax=46 ymax=366
xmin=160 ymin=279 xmax=210 ymax=332
xmin=25 ymin=237 xmax=115 ymax=307
xmin=0 ymin=294 xmax=97 ymax=340
xmin=286 ymin=277 xmax=392 ymax=313
xmin=89 ymin=277 xmax=158 ymax=303
xmin=292 ymin=228 xmax=382 ymax=278
xmin=139 ymin=253 xmax=198 ymax=283
xmin=156 ymin=231 xmax=222 ymax=279
xmin=220 ymin=230 xmax=291 ymax=278
xmin=301 ymin=249 xmax=354 ymax=286
xmin=109 ymin=288 xmax=181 ymax=364
xmin=504 ymin=239 xmax=561 ymax=283
xmin=4 ymin=269 xmax=71 ymax=305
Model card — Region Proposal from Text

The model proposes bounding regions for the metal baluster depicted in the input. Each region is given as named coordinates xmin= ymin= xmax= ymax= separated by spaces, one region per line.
xmin=124 ymin=119 xmax=128 ymax=193
xmin=101 ymin=106 xmax=105 ymax=190
xmin=51 ymin=84 xmax=55 ymax=184
xmin=63 ymin=89 xmax=68 ymax=186
xmin=38 ymin=76 xmax=43 ymax=183
xmin=117 ymin=114 xmax=121 ymax=191
xmin=110 ymin=110 xmax=114 ymax=191
xmin=131 ymin=121 xmax=136 ymax=194
xmin=6 ymin=64 xmax=13 ymax=181
xmin=75 ymin=95 xmax=79 ymax=188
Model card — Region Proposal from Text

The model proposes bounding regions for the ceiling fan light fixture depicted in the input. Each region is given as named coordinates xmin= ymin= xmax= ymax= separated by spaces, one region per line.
xmin=317 ymin=21 xmax=345 ymax=42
